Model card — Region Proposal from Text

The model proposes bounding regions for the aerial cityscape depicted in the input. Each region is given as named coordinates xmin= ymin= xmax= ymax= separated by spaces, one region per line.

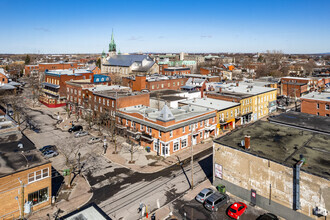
xmin=0 ymin=0 xmax=329 ymax=220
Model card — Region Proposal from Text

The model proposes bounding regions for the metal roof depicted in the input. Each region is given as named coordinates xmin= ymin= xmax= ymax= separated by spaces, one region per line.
xmin=42 ymin=82 xmax=60 ymax=89
xmin=104 ymin=54 xmax=154 ymax=67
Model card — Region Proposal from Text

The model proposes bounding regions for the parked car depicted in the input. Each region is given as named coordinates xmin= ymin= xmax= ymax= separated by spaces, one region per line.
xmin=43 ymin=150 xmax=58 ymax=158
xmin=68 ymin=125 xmax=83 ymax=133
xmin=227 ymin=202 xmax=247 ymax=219
xmin=39 ymin=145 xmax=56 ymax=153
xmin=204 ymin=191 xmax=229 ymax=212
xmin=196 ymin=188 xmax=214 ymax=203
xmin=88 ymin=137 xmax=101 ymax=144
xmin=74 ymin=130 xmax=88 ymax=138
xmin=257 ymin=213 xmax=279 ymax=220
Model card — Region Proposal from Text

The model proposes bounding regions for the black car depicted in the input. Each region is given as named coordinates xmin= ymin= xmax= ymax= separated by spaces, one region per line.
xmin=68 ymin=125 xmax=83 ymax=133
xmin=257 ymin=213 xmax=279 ymax=220
xmin=39 ymin=145 xmax=56 ymax=153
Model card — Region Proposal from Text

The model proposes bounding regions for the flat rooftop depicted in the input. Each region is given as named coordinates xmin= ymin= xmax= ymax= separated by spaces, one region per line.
xmin=120 ymin=104 xmax=215 ymax=123
xmin=207 ymin=91 xmax=253 ymax=99
xmin=45 ymin=69 xmax=92 ymax=75
xmin=0 ymin=132 xmax=49 ymax=177
xmin=180 ymin=98 xmax=240 ymax=111
xmin=150 ymin=89 xmax=184 ymax=97
xmin=164 ymin=67 xmax=190 ymax=71
xmin=268 ymin=111 xmax=330 ymax=134
xmin=218 ymin=83 xmax=277 ymax=95
xmin=94 ymin=90 xmax=144 ymax=99
xmin=301 ymin=91 xmax=330 ymax=102
xmin=214 ymin=120 xmax=330 ymax=180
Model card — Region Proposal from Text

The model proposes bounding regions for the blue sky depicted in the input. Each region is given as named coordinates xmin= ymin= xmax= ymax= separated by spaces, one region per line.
xmin=1 ymin=0 xmax=330 ymax=54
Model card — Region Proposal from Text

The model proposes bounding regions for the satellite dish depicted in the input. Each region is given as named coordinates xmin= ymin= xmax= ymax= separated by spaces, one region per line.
xmin=18 ymin=143 xmax=23 ymax=149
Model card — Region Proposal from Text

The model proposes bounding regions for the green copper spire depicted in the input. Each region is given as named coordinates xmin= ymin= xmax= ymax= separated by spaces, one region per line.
xmin=109 ymin=29 xmax=117 ymax=53
xmin=118 ymin=49 xmax=121 ymax=55
xmin=101 ymin=50 xmax=106 ymax=58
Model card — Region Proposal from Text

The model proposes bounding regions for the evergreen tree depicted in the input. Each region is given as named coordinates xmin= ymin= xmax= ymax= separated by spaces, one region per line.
xmin=96 ymin=58 xmax=101 ymax=68
xmin=25 ymin=54 xmax=31 ymax=65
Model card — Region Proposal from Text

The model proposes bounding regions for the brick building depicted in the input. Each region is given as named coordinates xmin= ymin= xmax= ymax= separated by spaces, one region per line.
xmin=122 ymin=75 xmax=188 ymax=92
xmin=200 ymin=66 xmax=221 ymax=75
xmin=213 ymin=116 xmax=330 ymax=220
xmin=280 ymin=76 xmax=328 ymax=98
xmin=162 ymin=67 xmax=191 ymax=76
xmin=24 ymin=62 xmax=78 ymax=77
xmin=301 ymin=92 xmax=330 ymax=117
xmin=65 ymin=81 xmax=148 ymax=118
xmin=0 ymin=117 xmax=52 ymax=219
xmin=116 ymin=104 xmax=217 ymax=156
xmin=181 ymin=78 xmax=207 ymax=97
xmin=39 ymin=69 xmax=94 ymax=108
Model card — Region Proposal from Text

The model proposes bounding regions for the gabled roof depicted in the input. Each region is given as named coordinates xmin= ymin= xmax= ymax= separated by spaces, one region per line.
xmin=105 ymin=54 xmax=153 ymax=67
xmin=156 ymin=105 xmax=175 ymax=122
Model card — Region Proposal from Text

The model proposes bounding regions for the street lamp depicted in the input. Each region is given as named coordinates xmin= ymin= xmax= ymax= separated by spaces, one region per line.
xmin=78 ymin=152 xmax=81 ymax=174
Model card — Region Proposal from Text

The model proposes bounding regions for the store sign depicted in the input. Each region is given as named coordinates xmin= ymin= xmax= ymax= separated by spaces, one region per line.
xmin=215 ymin=163 xmax=223 ymax=179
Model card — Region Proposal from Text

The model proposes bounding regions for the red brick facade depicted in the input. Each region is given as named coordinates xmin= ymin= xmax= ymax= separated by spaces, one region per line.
xmin=123 ymin=75 xmax=188 ymax=92
xmin=301 ymin=98 xmax=330 ymax=117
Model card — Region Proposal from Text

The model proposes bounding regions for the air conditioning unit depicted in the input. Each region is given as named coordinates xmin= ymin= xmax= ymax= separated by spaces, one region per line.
xmin=314 ymin=207 xmax=328 ymax=216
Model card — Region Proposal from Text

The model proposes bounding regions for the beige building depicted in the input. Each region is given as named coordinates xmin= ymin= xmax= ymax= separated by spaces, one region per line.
xmin=213 ymin=118 xmax=330 ymax=220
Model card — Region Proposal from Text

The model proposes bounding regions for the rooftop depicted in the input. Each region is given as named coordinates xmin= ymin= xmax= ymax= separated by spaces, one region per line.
xmin=87 ymin=85 xmax=130 ymax=93
xmin=281 ymin=76 xmax=311 ymax=80
xmin=218 ymin=83 xmax=277 ymax=95
xmin=164 ymin=67 xmax=190 ymax=71
xmin=94 ymin=90 xmax=143 ymax=99
xmin=104 ymin=54 xmax=154 ymax=67
xmin=180 ymin=98 xmax=240 ymax=111
xmin=120 ymin=104 xmax=215 ymax=123
xmin=150 ymin=89 xmax=184 ymax=97
xmin=45 ymin=69 xmax=92 ymax=76
xmin=268 ymin=111 xmax=330 ymax=134
xmin=214 ymin=120 xmax=330 ymax=180
xmin=301 ymin=91 xmax=330 ymax=102
xmin=0 ymin=132 xmax=49 ymax=177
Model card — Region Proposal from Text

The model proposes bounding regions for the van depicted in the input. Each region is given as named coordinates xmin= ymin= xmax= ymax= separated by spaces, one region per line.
xmin=204 ymin=191 xmax=229 ymax=212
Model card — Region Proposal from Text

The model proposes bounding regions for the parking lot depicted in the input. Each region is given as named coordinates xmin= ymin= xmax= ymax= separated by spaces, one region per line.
xmin=171 ymin=193 xmax=266 ymax=220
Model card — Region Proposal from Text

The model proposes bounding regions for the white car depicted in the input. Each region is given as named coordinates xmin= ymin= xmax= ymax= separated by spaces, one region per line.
xmin=74 ymin=131 xmax=88 ymax=138
xmin=88 ymin=137 xmax=101 ymax=144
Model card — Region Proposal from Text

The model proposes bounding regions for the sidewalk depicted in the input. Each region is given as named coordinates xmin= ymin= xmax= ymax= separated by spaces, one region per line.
xmin=28 ymin=175 xmax=93 ymax=220
xmin=104 ymin=137 xmax=214 ymax=174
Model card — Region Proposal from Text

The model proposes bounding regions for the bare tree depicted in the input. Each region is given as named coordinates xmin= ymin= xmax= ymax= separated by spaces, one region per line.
xmin=105 ymin=113 xmax=119 ymax=154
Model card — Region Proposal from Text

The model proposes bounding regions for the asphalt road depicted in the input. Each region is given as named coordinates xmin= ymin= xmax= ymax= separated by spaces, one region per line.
xmin=84 ymin=149 xmax=213 ymax=220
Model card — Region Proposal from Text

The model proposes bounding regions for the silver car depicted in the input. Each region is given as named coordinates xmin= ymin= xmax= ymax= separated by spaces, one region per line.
xmin=43 ymin=150 xmax=58 ymax=158
xmin=88 ymin=137 xmax=101 ymax=144
xmin=74 ymin=130 xmax=88 ymax=138
xmin=204 ymin=191 xmax=229 ymax=212
xmin=196 ymin=188 xmax=214 ymax=203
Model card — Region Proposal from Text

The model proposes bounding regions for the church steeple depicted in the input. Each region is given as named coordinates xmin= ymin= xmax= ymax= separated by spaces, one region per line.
xmin=109 ymin=29 xmax=117 ymax=53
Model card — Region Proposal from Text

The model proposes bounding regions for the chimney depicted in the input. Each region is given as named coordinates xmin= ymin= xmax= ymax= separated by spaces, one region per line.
xmin=236 ymin=82 xmax=239 ymax=87
xmin=244 ymin=135 xmax=250 ymax=150
xmin=219 ymin=88 xmax=222 ymax=93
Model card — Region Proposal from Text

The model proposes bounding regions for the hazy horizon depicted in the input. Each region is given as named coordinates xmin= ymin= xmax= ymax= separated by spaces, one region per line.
xmin=1 ymin=0 xmax=330 ymax=54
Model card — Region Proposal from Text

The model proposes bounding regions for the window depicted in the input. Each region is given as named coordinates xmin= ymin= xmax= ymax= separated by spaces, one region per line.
xmin=28 ymin=187 xmax=48 ymax=205
xmin=212 ymin=117 xmax=215 ymax=123
xmin=173 ymin=141 xmax=179 ymax=152
xmin=189 ymin=125 xmax=191 ymax=131
xmin=326 ymin=104 xmax=329 ymax=110
xmin=168 ymin=83 xmax=170 ymax=87
xmin=170 ymin=131 xmax=173 ymax=137
xmin=152 ymin=85 xmax=154 ymax=89
xmin=74 ymin=89 xmax=77 ymax=95
xmin=173 ymin=82 xmax=175 ymax=86
xmin=326 ymin=114 xmax=329 ymax=117
xmin=126 ymin=120 xmax=129 ymax=126
xmin=200 ymin=121 xmax=203 ymax=127
xmin=107 ymin=100 xmax=109 ymax=106
xmin=140 ymin=124 xmax=144 ymax=131
xmin=161 ymin=84 xmax=164 ymax=88
xmin=28 ymin=168 xmax=49 ymax=183
xmin=103 ymin=99 xmax=105 ymax=105
xmin=99 ymin=98 xmax=101 ymax=104
xmin=159 ymin=131 xmax=162 ymax=137
xmin=316 ymin=103 xmax=319 ymax=109
xmin=177 ymin=82 xmax=180 ymax=86
xmin=100 ymin=106 xmax=102 ymax=112
xmin=67 ymin=88 xmax=69 ymax=92
xmin=182 ymin=126 xmax=185 ymax=133
xmin=78 ymin=90 xmax=81 ymax=96
xmin=317 ymin=112 xmax=319 ymax=116
xmin=149 ymin=127 xmax=152 ymax=133
xmin=112 ymin=101 xmax=114 ymax=107
xmin=131 ymin=121 xmax=134 ymax=127
xmin=181 ymin=139 xmax=187 ymax=148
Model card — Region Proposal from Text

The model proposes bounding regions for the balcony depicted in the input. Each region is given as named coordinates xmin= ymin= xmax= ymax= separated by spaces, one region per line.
xmin=42 ymin=88 xmax=59 ymax=96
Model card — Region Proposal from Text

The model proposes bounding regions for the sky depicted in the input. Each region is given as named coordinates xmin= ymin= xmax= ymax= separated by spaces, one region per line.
xmin=1 ymin=0 xmax=330 ymax=54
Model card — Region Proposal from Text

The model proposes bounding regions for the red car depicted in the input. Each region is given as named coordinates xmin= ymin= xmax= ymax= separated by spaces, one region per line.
xmin=227 ymin=202 xmax=247 ymax=219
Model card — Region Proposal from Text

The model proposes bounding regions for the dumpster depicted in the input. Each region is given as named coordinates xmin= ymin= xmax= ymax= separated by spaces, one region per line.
xmin=217 ymin=184 xmax=226 ymax=194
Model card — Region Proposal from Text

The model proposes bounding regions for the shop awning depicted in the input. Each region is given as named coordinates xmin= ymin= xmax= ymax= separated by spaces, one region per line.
xmin=42 ymin=82 xmax=60 ymax=89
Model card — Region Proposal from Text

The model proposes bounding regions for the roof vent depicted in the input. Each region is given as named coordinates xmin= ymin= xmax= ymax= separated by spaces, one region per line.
xmin=18 ymin=143 xmax=23 ymax=149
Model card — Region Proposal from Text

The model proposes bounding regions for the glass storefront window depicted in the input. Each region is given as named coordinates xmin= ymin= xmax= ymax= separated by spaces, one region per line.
xmin=28 ymin=187 xmax=48 ymax=205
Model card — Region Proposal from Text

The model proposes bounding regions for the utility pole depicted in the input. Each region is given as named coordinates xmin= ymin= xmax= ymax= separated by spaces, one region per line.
xmin=190 ymin=123 xmax=194 ymax=189
xmin=18 ymin=178 xmax=24 ymax=219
